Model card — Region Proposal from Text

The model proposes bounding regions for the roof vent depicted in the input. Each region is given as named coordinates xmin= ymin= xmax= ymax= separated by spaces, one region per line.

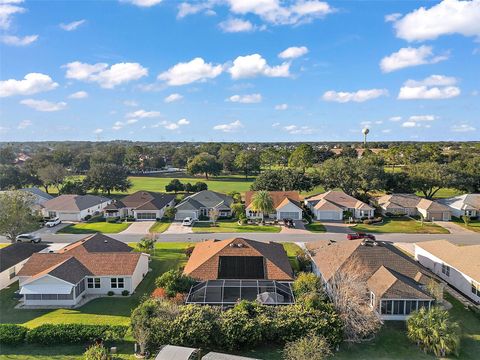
xmin=104 ymin=240 xmax=108 ymax=243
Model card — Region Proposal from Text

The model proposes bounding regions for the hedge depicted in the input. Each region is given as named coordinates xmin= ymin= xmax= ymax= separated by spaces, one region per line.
xmin=0 ymin=324 xmax=28 ymax=345
xmin=25 ymin=324 xmax=128 ymax=345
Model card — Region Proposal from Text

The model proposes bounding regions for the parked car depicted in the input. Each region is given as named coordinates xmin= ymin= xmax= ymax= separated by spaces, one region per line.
xmin=182 ymin=217 xmax=195 ymax=226
xmin=45 ymin=217 xmax=61 ymax=227
xmin=16 ymin=233 xmax=42 ymax=243
xmin=347 ymin=232 xmax=376 ymax=241
xmin=283 ymin=218 xmax=295 ymax=228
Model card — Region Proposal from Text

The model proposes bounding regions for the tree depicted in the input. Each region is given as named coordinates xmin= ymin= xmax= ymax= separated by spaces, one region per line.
xmin=462 ymin=214 xmax=471 ymax=227
xmin=37 ymin=164 xmax=67 ymax=193
xmin=171 ymin=145 xmax=197 ymax=169
xmin=407 ymin=162 xmax=453 ymax=199
xmin=228 ymin=191 xmax=242 ymax=203
xmin=59 ymin=179 xmax=87 ymax=195
xmin=124 ymin=145 xmax=143 ymax=172
xmin=449 ymin=157 xmax=480 ymax=193
xmin=209 ymin=208 xmax=220 ymax=225
xmin=137 ymin=237 xmax=156 ymax=254
xmin=165 ymin=179 xmax=184 ymax=193
xmin=0 ymin=146 xmax=16 ymax=165
xmin=230 ymin=203 xmax=245 ymax=219
xmin=407 ymin=307 xmax=460 ymax=357
xmin=356 ymin=156 xmax=387 ymax=198
xmin=194 ymin=181 xmax=208 ymax=191
xmin=251 ymin=191 xmax=275 ymax=221
xmin=292 ymin=272 xmax=324 ymax=299
xmin=288 ymin=144 xmax=315 ymax=172
xmin=52 ymin=146 xmax=73 ymax=167
xmin=72 ymin=153 xmax=91 ymax=173
xmin=283 ymin=334 xmax=332 ymax=360
xmin=318 ymin=157 xmax=360 ymax=197
xmin=187 ymin=152 xmax=222 ymax=179
xmin=0 ymin=191 xmax=40 ymax=242
xmin=234 ymin=150 xmax=261 ymax=180
xmin=251 ymin=169 xmax=317 ymax=192
xmin=260 ymin=147 xmax=281 ymax=169
xmin=155 ymin=269 xmax=195 ymax=297
xmin=84 ymin=163 xmax=131 ymax=195
xmin=164 ymin=207 xmax=177 ymax=220
xmin=0 ymin=165 xmax=31 ymax=190
xmin=218 ymin=144 xmax=241 ymax=173
xmin=339 ymin=146 xmax=358 ymax=158
xmin=315 ymin=148 xmax=335 ymax=164
xmin=383 ymin=146 xmax=402 ymax=172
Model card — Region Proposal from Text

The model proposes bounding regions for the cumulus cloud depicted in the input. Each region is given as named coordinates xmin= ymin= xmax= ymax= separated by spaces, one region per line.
xmin=0 ymin=73 xmax=58 ymax=97
xmin=398 ymin=74 xmax=460 ymax=100
xmin=380 ymin=45 xmax=448 ymax=73
xmin=164 ymin=93 xmax=183 ymax=103
xmin=451 ymin=123 xmax=476 ymax=132
xmin=275 ymin=103 xmax=288 ymax=110
xmin=177 ymin=1 xmax=215 ymax=18
xmin=68 ymin=90 xmax=88 ymax=99
xmin=0 ymin=0 xmax=26 ymax=30
xmin=126 ymin=109 xmax=161 ymax=118
xmin=385 ymin=13 xmax=401 ymax=22
xmin=227 ymin=93 xmax=262 ymax=103
xmin=219 ymin=18 xmax=255 ymax=32
xmin=0 ymin=34 xmax=38 ymax=46
xmin=59 ymin=19 xmax=85 ymax=31
xmin=64 ymin=61 xmax=148 ymax=89
xmin=278 ymin=46 xmax=308 ymax=59
xmin=283 ymin=124 xmax=315 ymax=134
xmin=17 ymin=119 xmax=32 ymax=129
xmin=228 ymin=54 xmax=290 ymax=79
xmin=20 ymin=99 xmax=67 ymax=112
xmin=401 ymin=114 xmax=437 ymax=128
xmin=157 ymin=57 xmax=223 ymax=86
xmin=213 ymin=119 xmax=243 ymax=132
xmin=152 ymin=118 xmax=190 ymax=130
xmin=322 ymin=88 xmax=388 ymax=103
xmin=389 ymin=116 xmax=402 ymax=122
xmin=121 ymin=0 xmax=163 ymax=7
xmin=392 ymin=0 xmax=480 ymax=41
xmin=93 ymin=128 xmax=103 ymax=134
xmin=123 ymin=100 xmax=138 ymax=107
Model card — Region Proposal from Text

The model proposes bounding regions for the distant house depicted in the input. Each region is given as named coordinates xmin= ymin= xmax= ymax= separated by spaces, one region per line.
xmin=414 ymin=240 xmax=480 ymax=304
xmin=416 ymin=199 xmax=451 ymax=221
xmin=18 ymin=234 xmax=149 ymax=307
xmin=305 ymin=190 xmax=374 ymax=221
xmin=42 ymin=194 xmax=111 ymax=221
xmin=104 ymin=191 xmax=175 ymax=221
xmin=245 ymin=191 xmax=303 ymax=220
xmin=307 ymin=239 xmax=434 ymax=320
xmin=19 ymin=187 xmax=53 ymax=206
xmin=438 ymin=194 xmax=480 ymax=218
xmin=175 ymin=190 xmax=234 ymax=221
xmin=0 ymin=243 xmax=49 ymax=290
xmin=184 ymin=238 xmax=295 ymax=306
xmin=374 ymin=194 xmax=452 ymax=221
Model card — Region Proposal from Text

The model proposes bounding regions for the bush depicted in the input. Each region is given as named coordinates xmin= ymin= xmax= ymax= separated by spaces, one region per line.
xmin=155 ymin=270 xmax=195 ymax=297
xmin=170 ymin=305 xmax=219 ymax=348
xmin=184 ymin=246 xmax=195 ymax=258
xmin=26 ymin=324 xmax=127 ymax=344
xmin=0 ymin=324 xmax=28 ymax=345
xmin=283 ymin=334 xmax=332 ymax=360
xmin=151 ymin=287 xmax=167 ymax=299
xmin=106 ymin=217 xmax=119 ymax=223
xmin=198 ymin=214 xmax=209 ymax=221
xmin=84 ymin=215 xmax=92 ymax=221
xmin=303 ymin=212 xmax=312 ymax=224
xmin=107 ymin=291 xmax=114 ymax=296
xmin=292 ymin=272 xmax=322 ymax=298
xmin=121 ymin=290 xmax=130 ymax=296
xmin=164 ymin=207 xmax=177 ymax=220
xmin=84 ymin=343 xmax=111 ymax=360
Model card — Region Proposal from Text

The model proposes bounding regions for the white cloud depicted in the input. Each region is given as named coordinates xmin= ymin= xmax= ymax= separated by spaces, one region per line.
xmin=272 ymin=122 xmax=280 ymax=127
xmin=278 ymin=46 xmax=308 ymax=59
xmin=178 ymin=118 xmax=190 ymax=125
xmin=0 ymin=34 xmax=38 ymax=46
xmin=121 ymin=0 xmax=163 ymax=7
xmin=227 ymin=93 xmax=262 ymax=103
xmin=219 ymin=18 xmax=255 ymax=32
xmin=398 ymin=75 xmax=460 ymax=100
xmin=0 ymin=73 xmax=58 ymax=97
xmin=385 ymin=13 xmax=401 ymax=22
xmin=123 ymin=100 xmax=138 ymax=107
xmin=153 ymin=118 xmax=190 ymax=130
xmin=380 ymin=45 xmax=448 ymax=73
xmin=157 ymin=57 xmax=223 ymax=86
xmin=451 ymin=123 xmax=476 ymax=132
xmin=93 ymin=128 xmax=103 ymax=134
xmin=401 ymin=121 xmax=417 ymax=128
xmin=112 ymin=121 xmax=124 ymax=130
xmin=59 ymin=19 xmax=85 ymax=31
xmin=17 ymin=119 xmax=32 ymax=129
xmin=126 ymin=109 xmax=161 ymax=118
xmin=64 ymin=61 xmax=148 ymax=89
xmin=275 ymin=103 xmax=288 ymax=110
xmin=392 ymin=0 xmax=480 ymax=41
xmin=177 ymin=2 xmax=215 ymax=18
xmin=229 ymin=54 xmax=290 ymax=79
xmin=322 ymin=88 xmax=388 ymax=103
xmin=401 ymin=114 xmax=437 ymax=128
xmin=213 ymin=119 xmax=243 ymax=132
xmin=68 ymin=90 xmax=88 ymax=99
xmin=0 ymin=0 xmax=25 ymax=30
xmin=164 ymin=93 xmax=183 ymax=103
xmin=389 ymin=116 xmax=402 ymax=122
xmin=409 ymin=115 xmax=437 ymax=122
xmin=20 ymin=99 xmax=67 ymax=112
xmin=382 ymin=129 xmax=392 ymax=133
xmin=283 ymin=124 xmax=314 ymax=134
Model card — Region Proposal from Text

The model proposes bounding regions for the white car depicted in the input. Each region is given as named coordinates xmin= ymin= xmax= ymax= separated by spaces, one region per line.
xmin=16 ymin=233 xmax=42 ymax=243
xmin=182 ymin=217 xmax=195 ymax=226
xmin=45 ymin=217 xmax=61 ymax=227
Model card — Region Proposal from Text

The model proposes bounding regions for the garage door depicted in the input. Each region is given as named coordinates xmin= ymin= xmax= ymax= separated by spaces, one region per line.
xmin=136 ymin=213 xmax=157 ymax=220
xmin=317 ymin=211 xmax=341 ymax=220
xmin=279 ymin=212 xmax=300 ymax=220
xmin=58 ymin=212 xmax=80 ymax=221
xmin=175 ymin=211 xmax=196 ymax=221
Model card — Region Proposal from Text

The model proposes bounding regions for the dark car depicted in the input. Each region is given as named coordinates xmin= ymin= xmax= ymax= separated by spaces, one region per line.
xmin=347 ymin=232 xmax=376 ymax=241
xmin=16 ymin=233 xmax=42 ymax=243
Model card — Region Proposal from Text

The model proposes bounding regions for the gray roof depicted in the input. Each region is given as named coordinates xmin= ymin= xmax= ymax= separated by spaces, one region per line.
xmin=203 ymin=353 xmax=259 ymax=360
xmin=20 ymin=187 xmax=54 ymax=201
xmin=112 ymin=191 xmax=175 ymax=211
xmin=176 ymin=190 xmax=233 ymax=211
xmin=43 ymin=194 xmax=110 ymax=211
xmin=155 ymin=345 xmax=199 ymax=360
xmin=0 ymin=243 xmax=49 ymax=272
xmin=49 ymin=257 xmax=92 ymax=284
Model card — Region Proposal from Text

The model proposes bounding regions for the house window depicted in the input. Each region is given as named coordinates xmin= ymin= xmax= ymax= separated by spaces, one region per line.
xmin=405 ymin=300 xmax=418 ymax=315
xmin=471 ymin=281 xmax=480 ymax=297
xmin=370 ymin=292 xmax=375 ymax=308
xmin=87 ymin=278 xmax=100 ymax=289
xmin=418 ymin=300 xmax=431 ymax=310
xmin=393 ymin=300 xmax=405 ymax=315
xmin=111 ymin=278 xmax=125 ymax=289
xmin=75 ymin=279 xmax=85 ymax=298
xmin=48 ymin=211 xmax=56 ymax=218
xmin=441 ymin=264 xmax=450 ymax=277
xmin=380 ymin=300 xmax=393 ymax=315
xmin=9 ymin=267 xmax=16 ymax=279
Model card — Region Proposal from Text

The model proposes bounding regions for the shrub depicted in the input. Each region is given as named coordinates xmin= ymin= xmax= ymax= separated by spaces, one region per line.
xmin=170 ymin=305 xmax=219 ymax=348
xmin=194 ymin=182 xmax=208 ymax=191
xmin=106 ymin=217 xmax=119 ymax=223
xmin=107 ymin=291 xmax=114 ymax=296
xmin=0 ymin=324 xmax=28 ymax=345
xmin=84 ymin=215 xmax=92 ymax=221
xmin=283 ymin=334 xmax=332 ymax=360
xmin=26 ymin=324 xmax=127 ymax=344
xmin=121 ymin=290 xmax=130 ymax=296
xmin=151 ymin=287 xmax=167 ymax=299
xmin=184 ymin=246 xmax=195 ymax=258
xmin=303 ymin=212 xmax=312 ymax=224
xmin=164 ymin=207 xmax=177 ymax=221
xmin=155 ymin=270 xmax=195 ymax=297
xmin=292 ymin=272 xmax=323 ymax=298
xmin=198 ymin=214 xmax=209 ymax=221
xmin=84 ymin=343 xmax=111 ymax=360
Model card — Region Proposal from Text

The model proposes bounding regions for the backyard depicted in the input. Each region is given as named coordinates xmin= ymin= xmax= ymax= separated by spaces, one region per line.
xmin=192 ymin=219 xmax=281 ymax=233
xmin=352 ymin=217 xmax=450 ymax=234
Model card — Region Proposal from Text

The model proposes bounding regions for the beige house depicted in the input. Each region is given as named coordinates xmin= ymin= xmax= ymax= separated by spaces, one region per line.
xmin=42 ymin=194 xmax=111 ymax=221
xmin=245 ymin=191 xmax=303 ymax=220
xmin=374 ymin=194 xmax=451 ymax=221
xmin=305 ymin=191 xmax=374 ymax=221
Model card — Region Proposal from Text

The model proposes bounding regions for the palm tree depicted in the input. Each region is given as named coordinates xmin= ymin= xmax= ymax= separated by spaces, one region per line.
xmin=137 ymin=237 xmax=156 ymax=255
xmin=251 ymin=191 xmax=275 ymax=222
xmin=407 ymin=306 xmax=460 ymax=357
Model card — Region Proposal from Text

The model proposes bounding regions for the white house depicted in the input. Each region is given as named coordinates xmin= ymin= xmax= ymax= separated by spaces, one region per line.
xmin=42 ymin=194 xmax=111 ymax=221
xmin=175 ymin=190 xmax=234 ymax=221
xmin=305 ymin=191 xmax=374 ymax=221
xmin=438 ymin=194 xmax=480 ymax=218
xmin=104 ymin=191 xmax=175 ymax=220
xmin=0 ymin=243 xmax=49 ymax=290
xmin=244 ymin=191 xmax=303 ymax=220
xmin=414 ymin=240 xmax=480 ymax=304
xmin=18 ymin=234 xmax=149 ymax=307
xmin=19 ymin=187 xmax=53 ymax=206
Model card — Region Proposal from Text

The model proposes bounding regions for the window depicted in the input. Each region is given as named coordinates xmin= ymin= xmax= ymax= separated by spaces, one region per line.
xmin=405 ymin=300 xmax=418 ymax=315
xmin=472 ymin=281 xmax=480 ymax=297
xmin=393 ymin=300 xmax=405 ymax=315
xmin=136 ymin=212 xmax=157 ymax=220
xmin=441 ymin=264 xmax=450 ymax=277
xmin=87 ymin=278 xmax=100 ymax=289
xmin=370 ymin=292 xmax=376 ymax=308
xmin=418 ymin=300 xmax=431 ymax=310
xmin=9 ymin=267 xmax=16 ymax=280
xmin=111 ymin=278 xmax=125 ymax=289
xmin=380 ymin=300 xmax=393 ymax=315
xmin=48 ymin=211 xmax=57 ymax=218
xmin=75 ymin=279 xmax=85 ymax=297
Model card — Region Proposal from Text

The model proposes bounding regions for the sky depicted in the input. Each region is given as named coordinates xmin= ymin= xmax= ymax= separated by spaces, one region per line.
xmin=0 ymin=0 xmax=479 ymax=142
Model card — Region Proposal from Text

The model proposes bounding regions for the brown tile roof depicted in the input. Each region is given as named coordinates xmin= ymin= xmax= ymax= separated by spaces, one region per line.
xmin=245 ymin=191 xmax=300 ymax=210
xmin=307 ymin=191 xmax=373 ymax=210
xmin=416 ymin=240 xmax=480 ymax=280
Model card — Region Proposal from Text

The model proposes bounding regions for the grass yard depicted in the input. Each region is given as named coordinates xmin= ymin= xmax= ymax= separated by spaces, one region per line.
xmin=149 ymin=220 xmax=172 ymax=233
xmin=452 ymin=217 xmax=480 ymax=233
xmin=58 ymin=221 xmax=131 ymax=234
xmin=192 ymin=220 xmax=281 ymax=233
xmin=305 ymin=222 xmax=326 ymax=233
xmin=352 ymin=217 xmax=450 ymax=234
xmin=282 ymin=242 xmax=304 ymax=272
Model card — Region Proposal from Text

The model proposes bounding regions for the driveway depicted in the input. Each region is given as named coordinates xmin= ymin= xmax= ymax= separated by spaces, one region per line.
xmin=163 ymin=221 xmax=193 ymax=234
xmin=280 ymin=220 xmax=310 ymax=234
xmin=321 ymin=221 xmax=352 ymax=234
xmin=119 ymin=221 xmax=155 ymax=235
xmin=434 ymin=221 xmax=474 ymax=234
xmin=33 ymin=222 xmax=70 ymax=235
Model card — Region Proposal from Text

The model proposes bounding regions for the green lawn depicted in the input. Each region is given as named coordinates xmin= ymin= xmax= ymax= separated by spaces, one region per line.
xmin=58 ymin=221 xmax=131 ymax=234
xmin=305 ymin=222 xmax=326 ymax=233
xmin=452 ymin=217 xmax=480 ymax=233
xmin=282 ymin=242 xmax=304 ymax=272
xmin=192 ymin=220 xmax=281 ymax=233
xmin=352 ymin=217 xmax=450 ymax=234
xmin=149 ymin=220 xmax=172 ymax=233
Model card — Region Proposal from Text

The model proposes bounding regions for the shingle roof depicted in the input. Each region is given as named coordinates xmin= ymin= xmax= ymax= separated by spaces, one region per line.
xmin=0 ymin=243 xmax=49 ymax=272
xmin=314 ymin=199 xmax=343 ymax=211
xmin=438 ymin=194 xmax=480 ymax=211
xmin=117 ymin=191 xmax=175 ymax=211
xmin=20 ymin=187 xmax=53 ymax=201
xmin=306 ymin=191 xmax=373 ymax=210
xmin=416 ymin=199 xmax=451 ymax=212
xmin=245 ymin=191 xmax=301 ymax=210
xmin=176 ymin=190 xmax=233 ymax=211
xmin=43 ymin=194 xmax=110 ymax=211
xmin=48 ymin=257 xmax=92 ymax=284
xmin=58 ymin=233 xmax=133 ymax=254
xmin=376 ymin=194 xmax=422 ymax=209
xmin=416 ymin=240 xmax=480 ymax=281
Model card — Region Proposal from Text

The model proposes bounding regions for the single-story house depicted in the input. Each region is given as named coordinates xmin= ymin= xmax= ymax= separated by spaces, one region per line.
xmin=17 ymin=233 xmax=149 ymax=307
xmin=175 ymin=190 xmax=234 ymax=221
xmin=245 ymin=191 xmax=303 ymax=220
xmin=437 ymin=194 xmax=480 ymax=218
xmin=0 ymin=243 xmax=49 ymax=290
xmin=41 ymin=194 xmax=111 ymax=222
xmin=374 ymin=194 xmax=452 ymax=221
xmin=416 ymin=199 xmax=451 ymax=221
xmin=104 ymin=191 xmax=175 ymax=221
xmin=305 ymin=190 xmax=374 ymax=220
xmin=414 ymin=240 xmax=480 ymax=304
xmin=307 ymin=239 xmax=434 ymax=320
xmin=20 ymin=187 xmax=53 ymax=206
xmin=184 ymin=238 xmax=294 ymax=306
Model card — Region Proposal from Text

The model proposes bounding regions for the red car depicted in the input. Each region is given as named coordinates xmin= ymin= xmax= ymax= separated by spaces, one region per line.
xmin=347 ymin=232 xmax=376 ymax=241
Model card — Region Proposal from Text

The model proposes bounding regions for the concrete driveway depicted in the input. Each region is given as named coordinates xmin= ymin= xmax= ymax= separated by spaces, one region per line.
xmin=434 ymin=221 xmax=474 ymax=234
xmin=321 ymin=221 xmax=352 ymax=234
xmin=119 ymin=221 xmax=155 ymax=235
xmin=163 ymin=221 xmax=193 ymax=234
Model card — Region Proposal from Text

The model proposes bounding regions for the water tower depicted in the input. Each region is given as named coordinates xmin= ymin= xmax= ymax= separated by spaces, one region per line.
xmin=362 ymin=127 xmax=370 ymax=147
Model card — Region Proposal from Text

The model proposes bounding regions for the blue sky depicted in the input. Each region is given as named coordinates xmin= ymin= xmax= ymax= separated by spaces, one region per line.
xmin=1 ymin=0 xmax=479 ymax=142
